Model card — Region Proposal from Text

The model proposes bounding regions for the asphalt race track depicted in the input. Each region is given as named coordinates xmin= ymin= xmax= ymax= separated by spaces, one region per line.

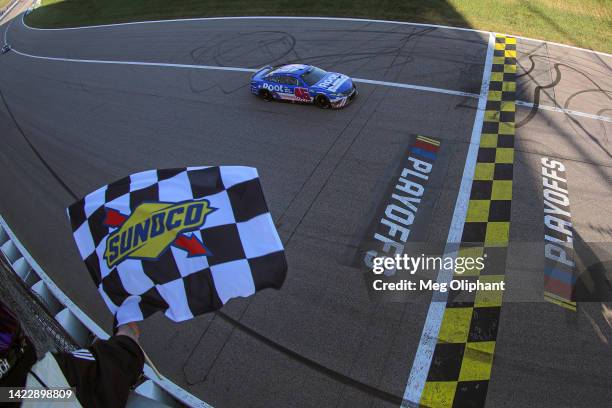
xmin=1 ymin=9 xmax=611 ymax=408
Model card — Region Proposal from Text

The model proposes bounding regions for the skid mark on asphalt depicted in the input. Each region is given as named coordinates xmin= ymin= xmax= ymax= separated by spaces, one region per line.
xmin=516 ymin=55 xmax=612 ymax=130
xmin=419 ymin=34 xmax=517 ymax=408
xmin=5 ymin=14 xmax=611 ymax=124
xmin=6 ymin=45 xmax=609 ymax=124
xmin=0 ymin=86 xmax=78 ymax=201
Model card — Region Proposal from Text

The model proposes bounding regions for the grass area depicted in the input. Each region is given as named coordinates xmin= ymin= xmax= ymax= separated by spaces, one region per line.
xmin=25 ymin=0 xmax=612 ymax=53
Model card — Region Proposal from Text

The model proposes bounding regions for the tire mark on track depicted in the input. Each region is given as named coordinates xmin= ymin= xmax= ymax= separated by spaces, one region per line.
xmin=216 ymin=311 xmax=404 ymax=405
xmin=516 ymin=54 xmax=612 ymax=147
xmin=0 ymin=86 xmax=78 ymax=200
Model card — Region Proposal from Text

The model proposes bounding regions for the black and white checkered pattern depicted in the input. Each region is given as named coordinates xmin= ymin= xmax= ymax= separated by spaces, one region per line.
xmin=67 ymin=166 xmax=287 ymax=325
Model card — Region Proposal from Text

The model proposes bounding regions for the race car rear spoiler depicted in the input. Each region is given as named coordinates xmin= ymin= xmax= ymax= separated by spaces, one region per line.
xmin=251 ymin=65 xmax=273 ymax=79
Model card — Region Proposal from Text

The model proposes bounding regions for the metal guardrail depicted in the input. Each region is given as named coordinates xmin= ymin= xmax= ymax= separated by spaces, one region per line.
xmin=0 ymin=0 xmax=19 ymax=19
xmin=0 ymin=215 xmax=212 ymax=408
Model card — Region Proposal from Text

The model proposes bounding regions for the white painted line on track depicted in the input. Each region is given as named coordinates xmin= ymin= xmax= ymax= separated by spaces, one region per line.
xmin=353 ymin=77 xmax=478 ymax=98
xmin=19 ymin=14 xmax=612 ymax=59
xmin=516 ymin=100 xmax=612 ymax=124
xmin=8 ymin=48 xmax=480 ymax=99
xmin=21 ymin=14 xmax=490 ymax=33
xmin=11 ymin=48 xmax=258 ymax=72
xmin=401 ymin=32 xmax=496 ymax=408
xmin=9 ymin=48 xmax=611 ymax=123
xmin=8 ymin=19 xmax=610 ymax=123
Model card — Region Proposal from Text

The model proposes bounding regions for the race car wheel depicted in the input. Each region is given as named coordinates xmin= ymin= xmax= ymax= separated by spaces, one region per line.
xmin=315 ymin=94 xmax=331 ymax=109
xmin=259 ymin=89 xmax=273 ymax=102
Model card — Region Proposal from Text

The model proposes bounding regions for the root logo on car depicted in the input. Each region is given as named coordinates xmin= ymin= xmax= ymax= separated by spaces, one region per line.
xmin=262 ymin=83 xmax=290 ymax=93
xmin=317 ymin=74 xmax=348 ymax=91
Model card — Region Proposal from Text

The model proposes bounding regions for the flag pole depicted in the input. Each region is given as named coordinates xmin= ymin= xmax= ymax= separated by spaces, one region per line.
xmin=117 ymin=322 xmax=163 ymax=380
xmin=142 ymin=348 xmax=163 ymax=380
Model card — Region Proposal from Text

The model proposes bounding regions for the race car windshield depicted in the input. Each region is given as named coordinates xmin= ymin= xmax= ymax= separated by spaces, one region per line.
xmin=301 ymin=68 xmax=328 ymax=86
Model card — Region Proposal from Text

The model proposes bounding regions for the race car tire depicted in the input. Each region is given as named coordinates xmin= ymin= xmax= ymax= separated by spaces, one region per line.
xmin=315 ymin=94 xmax=331 ymax=109
xmin=259 ymin=89 xmax=273 ymax=101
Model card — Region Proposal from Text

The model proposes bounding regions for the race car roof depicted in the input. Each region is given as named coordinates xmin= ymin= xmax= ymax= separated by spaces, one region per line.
xmin=268 ymin=64 xmax=312 ymax=75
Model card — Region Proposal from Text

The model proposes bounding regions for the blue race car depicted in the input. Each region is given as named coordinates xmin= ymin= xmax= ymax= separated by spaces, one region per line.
xmin=250 ymin=64 xmax=357 ymax=109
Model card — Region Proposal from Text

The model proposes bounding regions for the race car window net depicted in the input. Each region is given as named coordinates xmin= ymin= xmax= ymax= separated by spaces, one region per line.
xmin=278 ymin=76 xmax=299 ymax=86
xmin=301 ymin=67 xmax=327 ymax=86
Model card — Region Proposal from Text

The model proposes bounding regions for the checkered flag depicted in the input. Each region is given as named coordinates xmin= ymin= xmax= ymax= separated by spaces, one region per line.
xmin=67 ymin=166 xmax=287 ymax=326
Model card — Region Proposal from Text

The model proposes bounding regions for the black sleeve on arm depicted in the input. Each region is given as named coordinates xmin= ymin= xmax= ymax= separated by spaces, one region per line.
xmin=54 ymin=335 xmax=145 ymax=408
